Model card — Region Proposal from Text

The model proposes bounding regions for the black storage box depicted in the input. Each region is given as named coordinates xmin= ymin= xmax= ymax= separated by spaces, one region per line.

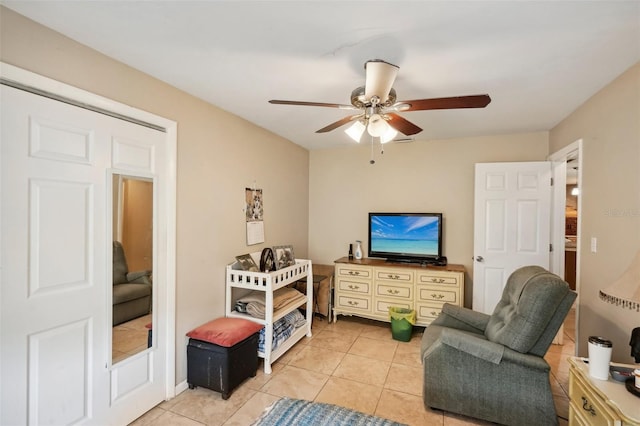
xmin=187 ymin=332 xmax=259 ymax=399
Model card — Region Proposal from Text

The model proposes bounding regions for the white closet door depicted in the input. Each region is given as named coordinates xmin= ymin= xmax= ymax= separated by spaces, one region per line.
xmin=1 ymin=85 xmax=167 ymax=425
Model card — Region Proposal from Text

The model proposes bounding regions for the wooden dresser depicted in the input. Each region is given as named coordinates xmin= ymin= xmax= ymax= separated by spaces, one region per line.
xmin=333 ymin=257 xmax=465 ymax=326
xmin=568 ymin=357 xmax=640 ymax=425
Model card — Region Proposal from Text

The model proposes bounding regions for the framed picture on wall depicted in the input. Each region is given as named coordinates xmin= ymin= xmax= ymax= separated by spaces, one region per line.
xmin=273 ymin=245 xmax=295 ymax=269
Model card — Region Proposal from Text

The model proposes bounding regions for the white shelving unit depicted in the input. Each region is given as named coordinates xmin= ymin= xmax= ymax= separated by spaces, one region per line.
xmin=225 ymin=256 xmax=313 ymax=374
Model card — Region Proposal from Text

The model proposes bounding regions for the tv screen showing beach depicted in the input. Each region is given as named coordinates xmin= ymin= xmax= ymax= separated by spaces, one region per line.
xmin=370 ymin=214 xmax=440 ymax=256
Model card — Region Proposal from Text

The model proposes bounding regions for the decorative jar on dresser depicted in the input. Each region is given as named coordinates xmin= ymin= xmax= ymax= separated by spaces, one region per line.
xmin=333 ymin=257 xmax=465 ymax=326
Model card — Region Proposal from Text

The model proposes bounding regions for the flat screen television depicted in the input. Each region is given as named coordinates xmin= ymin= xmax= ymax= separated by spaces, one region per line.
xmin=368 ymin=212 xmax=444 ymax=264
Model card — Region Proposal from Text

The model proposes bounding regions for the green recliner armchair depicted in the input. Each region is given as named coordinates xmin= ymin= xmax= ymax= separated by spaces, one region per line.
xmin=421 ymin=265 xmax=576 ymax=426
xmin=112 ymin=241 xmax=152 ymax=326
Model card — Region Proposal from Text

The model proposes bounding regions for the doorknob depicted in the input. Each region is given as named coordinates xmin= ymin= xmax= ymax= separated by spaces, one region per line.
xmin=475 ymin=256 xmax=484 ymax=262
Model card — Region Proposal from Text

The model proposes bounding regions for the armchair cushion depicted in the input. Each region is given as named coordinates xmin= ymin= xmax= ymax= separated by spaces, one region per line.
xmin=113 ymin=282 xmax=151 ymax=305
xmin=484 ymin=265 xmax=574 ymax=354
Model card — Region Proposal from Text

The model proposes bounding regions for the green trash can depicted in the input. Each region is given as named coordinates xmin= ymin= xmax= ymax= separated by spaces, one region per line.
xmin=389 ymin=307 xmax=416 ymax=342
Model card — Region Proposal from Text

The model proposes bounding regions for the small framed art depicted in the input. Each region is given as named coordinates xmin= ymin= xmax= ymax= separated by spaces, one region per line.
xmin=273 ymin=245 xmax=295 ymax=270
xmin=235 ymin=253 xmax=259 ymax=272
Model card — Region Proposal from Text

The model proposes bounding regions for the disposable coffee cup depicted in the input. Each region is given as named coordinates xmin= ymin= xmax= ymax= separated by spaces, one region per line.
xmin=588 ymin=336 xmax=612 ymax=380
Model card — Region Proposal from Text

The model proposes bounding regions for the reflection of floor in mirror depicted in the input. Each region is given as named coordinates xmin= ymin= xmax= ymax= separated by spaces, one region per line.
xmin=112 ymin=313 xmax=152 ymax=364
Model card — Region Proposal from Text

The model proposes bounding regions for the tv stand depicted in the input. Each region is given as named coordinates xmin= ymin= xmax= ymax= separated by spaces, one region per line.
xmin=333 ymin=257 xmax=464 ymax=326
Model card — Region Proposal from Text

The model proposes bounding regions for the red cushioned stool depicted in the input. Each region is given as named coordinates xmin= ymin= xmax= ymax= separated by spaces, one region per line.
xmin=186 ymin=317 xmax=263 ymax=399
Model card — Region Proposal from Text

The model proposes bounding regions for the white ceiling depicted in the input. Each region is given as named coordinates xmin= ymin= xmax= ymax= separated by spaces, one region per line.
xmin=3 ymin=1 xmax=639 ymax=150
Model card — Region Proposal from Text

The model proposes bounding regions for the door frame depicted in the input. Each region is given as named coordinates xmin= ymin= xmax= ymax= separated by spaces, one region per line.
xmin=548 ymin=139 xmax=582 ymax=350
xmin=0 ymin=62 xmax=178 ymax=399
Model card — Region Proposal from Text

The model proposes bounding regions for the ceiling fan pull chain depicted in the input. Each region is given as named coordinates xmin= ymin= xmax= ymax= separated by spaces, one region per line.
xmin=370 ymin=135 xmax=376 ymax=164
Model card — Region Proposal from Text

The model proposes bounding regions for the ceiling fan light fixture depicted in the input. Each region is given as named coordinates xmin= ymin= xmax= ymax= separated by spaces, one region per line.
xmin=367 ymin=113 xmax=387 ymax=137
xmin=345 ymin=120 xmax=366 ymax=142
xmin=380 ymin=126 xmax=398 ymax=144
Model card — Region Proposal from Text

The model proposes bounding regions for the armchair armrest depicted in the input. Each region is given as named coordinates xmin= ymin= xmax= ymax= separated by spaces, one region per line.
xmin=126 ymin=270 xmax=152 ymax=284
xmin=438 ymin=327 xmax=504 ymax=364
xmin=435 ymin=327 xmax=550 ymax=371
xmin=431 ymin=303 xmax=491 ymax=333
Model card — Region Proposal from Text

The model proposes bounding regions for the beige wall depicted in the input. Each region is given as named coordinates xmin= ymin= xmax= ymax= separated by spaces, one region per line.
xmin=4 ymin=2 xmax=638 ymax=380
xmin=309 ymin=132 xmax=549 ymax=306
xmin=0 ymin=7 xmax=310 ymax=383
xmin=550 ymin=62 xmax=640 ymax=362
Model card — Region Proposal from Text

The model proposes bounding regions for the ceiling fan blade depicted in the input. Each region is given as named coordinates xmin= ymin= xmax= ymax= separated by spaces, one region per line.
xmin=386 ymin=113 xmax=423 ymax=136
xmin=316 ymin=114 xmax=363 ymax=133
xmin=364 ymin=60 xmax=399 ymax=104
xmin=269 ymin=99 xmax=355 ymax=110
xmin=401 ymin=94 xmax=491 ymax=111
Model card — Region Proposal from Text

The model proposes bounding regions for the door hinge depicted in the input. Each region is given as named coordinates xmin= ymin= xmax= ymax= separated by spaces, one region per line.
xmin=550 ymin=177 xmax=554 ymax=186
xmin=550 ymin=244 xmax=553 ymax=252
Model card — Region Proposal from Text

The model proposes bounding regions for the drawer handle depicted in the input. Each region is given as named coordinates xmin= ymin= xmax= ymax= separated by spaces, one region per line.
xmin=348 ymin=271 xmax=361 ymax=276
xmin=347 ymin=300 xmax=359 ymax=306
xmin=430 ymin=311 xmax=439 ymax=316
xmin=431 ymin=293 xmax=445 ymax=300
xmin=386 ymin=274 xmax=400 ymax=280
xmin=387 ymin=289 xmax=400 ymax=295
xmin=348 ymin=284 xmax=360 ymax=290
xmin=581 ymin=397 xmax=596 ymax=417
xmin=430 ymin=278 xmax=445 ymax=283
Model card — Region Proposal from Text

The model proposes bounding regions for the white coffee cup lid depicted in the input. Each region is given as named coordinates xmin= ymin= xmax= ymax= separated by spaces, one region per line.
xmin=588 ymin=336 xmax=612 ymax=347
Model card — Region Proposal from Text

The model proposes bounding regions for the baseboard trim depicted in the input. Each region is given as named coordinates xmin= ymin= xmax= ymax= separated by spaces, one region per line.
xmin=175 ymin=379 xmax=189 ymax=396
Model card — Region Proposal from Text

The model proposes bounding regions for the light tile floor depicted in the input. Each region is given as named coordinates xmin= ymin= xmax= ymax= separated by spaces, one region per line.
xmin=130 ymin=309 xmax=576 ymax=426
xmin=113 ymin=313 xmax=152 ymax=363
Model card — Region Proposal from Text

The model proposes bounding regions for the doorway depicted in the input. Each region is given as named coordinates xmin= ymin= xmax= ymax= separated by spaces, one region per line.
xmin=549 ymin=140 xmax=582 ymax=348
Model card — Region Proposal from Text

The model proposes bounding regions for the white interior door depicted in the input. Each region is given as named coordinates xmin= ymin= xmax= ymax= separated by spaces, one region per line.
xmin=1 ymin=83 xmax=169 ymax=425
xmin=473 ymin=162 xmax=552 ymax=314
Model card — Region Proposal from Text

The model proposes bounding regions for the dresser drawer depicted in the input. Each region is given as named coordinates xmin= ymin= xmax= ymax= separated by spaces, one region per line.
xmin=416 ymin=272 xmax=460 ymax=286
xmin=417 ymin=285 xmax=460 ymax=304
xmin=375 ymin=282 xmax=413 ymax=300
xmin=337 ymin=278 xmax=371 ymax=295
xmin=569 ymin=403 xmax=590 ymax=426
xmin=416 ymin=302 xmax=446 ymax=322
xmin=374 ymin=268 xmax=414 ymax=283
xmin=336 ymin=264 xmax=372 ymax=279
xmin=569 ymin=369 xmax=618 ymax=426
xmin=335 ymin=294 xmax=371 ymax=312
xmin=373 ymin=298 xmax=412 ymax=319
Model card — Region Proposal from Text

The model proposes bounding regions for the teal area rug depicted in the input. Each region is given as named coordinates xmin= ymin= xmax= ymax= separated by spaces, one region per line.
xmin=251 ymin=398 xmax=407 ymax=426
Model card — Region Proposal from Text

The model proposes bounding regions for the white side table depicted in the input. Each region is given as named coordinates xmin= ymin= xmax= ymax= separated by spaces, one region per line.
xmin=568 ymin=357 xmax=640 ymax=425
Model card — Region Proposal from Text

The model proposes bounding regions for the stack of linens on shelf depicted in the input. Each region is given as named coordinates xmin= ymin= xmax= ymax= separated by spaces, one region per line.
xmin=236 ymin=287 xmax=305 ymax=319
xmin=235 ymin=287 xmax=307 ymax=352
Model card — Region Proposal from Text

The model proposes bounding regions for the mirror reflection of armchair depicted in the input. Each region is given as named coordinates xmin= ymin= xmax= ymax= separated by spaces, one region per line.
xmin=421 ymin=266 xmax=576 ymax=426
xmin=112 ymin=241 xmax=152 ymax=326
